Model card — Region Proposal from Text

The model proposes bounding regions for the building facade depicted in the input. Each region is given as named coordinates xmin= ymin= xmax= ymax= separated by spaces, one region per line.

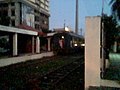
xmin=0 ymin=0 xmax=50 ymax=33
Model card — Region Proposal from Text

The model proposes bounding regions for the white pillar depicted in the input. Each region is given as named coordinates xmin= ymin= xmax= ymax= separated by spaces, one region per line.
xmin=113 ymin=41 xmax=117 ymax=53
xmin=47 ymin=38 xmax=51 ymax=51
xmin=8 ymin=3 xmax=11 ymax=26
xmin=13 ymin=33 xmax=18 ymax=56
xmin=15 ymin=2 xmax=20 ymax=26
xmin=36 ymin=36 xmax=40 ymax=53
xmin=32 ymin=36 xmax=35 ymax=54
xmin=85 ymin=16 xmax=101 ymax=90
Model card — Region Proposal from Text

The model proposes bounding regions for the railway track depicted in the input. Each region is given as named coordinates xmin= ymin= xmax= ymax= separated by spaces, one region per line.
xmin=39 ymin=57 xmax=84 ymax=90
xmin=0 ymin=55 xmax=80 ymax=70
xmin=55 ymin=65 xmax=84 ymax=90
xmin=0 ymin=55 xmax=84 ymax=89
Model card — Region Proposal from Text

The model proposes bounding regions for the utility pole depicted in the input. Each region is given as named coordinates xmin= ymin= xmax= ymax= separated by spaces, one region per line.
xmin=101 ymin=0 xmax=105 ymax=78
xmin=64 ymin=20 xmax=66 ymax=29
xmin=80 ymin=28 xmax=82 ymax=35
xmin=75 ymin=0 xmax=78 ymax=34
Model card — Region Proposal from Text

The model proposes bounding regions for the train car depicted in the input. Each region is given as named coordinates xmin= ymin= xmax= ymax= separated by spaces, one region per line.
xmin=52 ymin=32 xmax=84 ymax=55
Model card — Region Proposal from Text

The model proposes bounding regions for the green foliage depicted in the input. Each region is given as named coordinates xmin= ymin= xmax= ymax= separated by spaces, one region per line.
xmin=104 ymin=66 xmax=120 ymax=80
xmin=0 ymin=37 xmax=8 ymax=48
xmin=102 ymin=15 xmax=119 ymax=51
xmin=110 ymin=0 xmax=120 ymax=20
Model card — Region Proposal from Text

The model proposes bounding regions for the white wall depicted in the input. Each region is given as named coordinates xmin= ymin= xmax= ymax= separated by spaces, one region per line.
xmin=85 ymin=16 xmax=101 ymax=90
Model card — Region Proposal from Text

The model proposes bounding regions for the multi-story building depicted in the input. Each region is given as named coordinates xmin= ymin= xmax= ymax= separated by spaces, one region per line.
xmin=0 ymin=0 xmax=50 ymax=33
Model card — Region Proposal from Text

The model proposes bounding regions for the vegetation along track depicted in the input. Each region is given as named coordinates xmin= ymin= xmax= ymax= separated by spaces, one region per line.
xmin=39 ymin=57 xmax=84 ymax=90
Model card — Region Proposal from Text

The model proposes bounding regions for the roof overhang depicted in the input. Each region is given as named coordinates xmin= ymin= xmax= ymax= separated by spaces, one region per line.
xmin=0 ymin=25 xmax=37 ymax=36
xmin=47 ymin=32 xmax=56 ymax=37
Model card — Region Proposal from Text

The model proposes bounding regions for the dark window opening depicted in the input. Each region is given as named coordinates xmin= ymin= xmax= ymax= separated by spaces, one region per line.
xmin=11 ymin=20 xmax=15 ymax=26
xmin=0 ymin=3 xmax=8 ymax=7
xmin=0 ymin=10 xmax=9 ymax=26
xmin=0 ymin=10 xmax=8 ymax=16
xmin=35 ymin=24 xmax=39 ymax=30
xmin=0 ymin=16 xmax=10 ymax=26
xmin=42 ymin=20 xmax=44 ymax=24
xmin=11 ymin=2 xmax=15 ymax=6
xmin=0 ymin=11 xmax=2 ymax=16
xmin=35 ymin=16 xmax=39 ymax=21
xmin=3 ymin=10 xmax=8 ymax=16
xmin=11 ymin=10 xmax=15 ymax=16
xmin=35 ymin=10 xmax=39 ymax=13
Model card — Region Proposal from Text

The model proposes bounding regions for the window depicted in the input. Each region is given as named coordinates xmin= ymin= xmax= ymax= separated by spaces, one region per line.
xmin=3 ymin=10 xmax=8 ymax=16
xmin=11 ymin=10 xmax=15 ymax=16
xmin=35 ymin=16 xmax=39 ymax=21
xmin=11 ymin=2 xmax=15 ymax=6
xmin=11 ymin=20 xmax=15 ymax=26
xmin=0 ymin=3 xmax=8 ymax=7
xmin=35 ymin=24 xmax=39 ymax=30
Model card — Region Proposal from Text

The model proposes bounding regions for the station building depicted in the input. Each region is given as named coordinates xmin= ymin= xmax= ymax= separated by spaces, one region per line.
xmin=0 ymin=0 xmax=50 ymax=32
xmin=0 ymin=0 xmax=51 ymax=57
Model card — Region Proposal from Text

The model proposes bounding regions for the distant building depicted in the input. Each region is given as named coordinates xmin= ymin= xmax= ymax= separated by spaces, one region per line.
xmin=54 ymin=27 xmax=73 ymax=33
xmin=54 ymin=28 xmax=65 ymax=33
xmin=0 ymin=0 xmax=50 ymax=33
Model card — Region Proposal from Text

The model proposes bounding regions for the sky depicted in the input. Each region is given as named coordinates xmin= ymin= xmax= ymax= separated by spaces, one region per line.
xmin=49 ymin=0 xmax=111 ymax=35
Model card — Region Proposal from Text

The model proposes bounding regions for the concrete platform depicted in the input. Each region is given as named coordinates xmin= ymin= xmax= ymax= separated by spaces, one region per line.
xmin=0 ymin=52 xmax=54 ymax=67
xmin=89 ymin=80 xmax=120 ymax=90
xmin=101 ymin=79 xmax=120 ymax=88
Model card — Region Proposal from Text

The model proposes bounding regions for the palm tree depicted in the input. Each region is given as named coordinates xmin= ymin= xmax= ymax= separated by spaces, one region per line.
xmin=110 ymin=0 xmax=120 ymax=20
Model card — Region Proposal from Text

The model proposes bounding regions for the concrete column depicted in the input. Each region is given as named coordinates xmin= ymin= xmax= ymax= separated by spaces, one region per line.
xmin=85 ymin=16 xmax=101 ymax=90
xmin=47 ymin=38 xmax=51 ymax=51
xmin=113 ymin=41 xmax=117 ymax=53
xmin=32 ymin=36 xmax=35 ymax=54
xmin=36 ymin=36 xmax=40 ymax=53
xmin=13 ymin=33 xmax=18 ymax=56
xmin=8 ymin=3 xmax=11 ymax=26
xmin=15 ymin=2 xmax=20 ymax=26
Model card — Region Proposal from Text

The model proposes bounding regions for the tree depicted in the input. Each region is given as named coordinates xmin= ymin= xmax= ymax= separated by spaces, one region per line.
xmin=102 ymin=15 xmax=119 ymax=52
xmin=110 ymin=0 xmax=120 ymax=20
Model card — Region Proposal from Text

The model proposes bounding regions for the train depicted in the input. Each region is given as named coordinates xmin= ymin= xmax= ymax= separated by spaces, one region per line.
xmin=52 ymin=31 xmax=84 ymax=55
